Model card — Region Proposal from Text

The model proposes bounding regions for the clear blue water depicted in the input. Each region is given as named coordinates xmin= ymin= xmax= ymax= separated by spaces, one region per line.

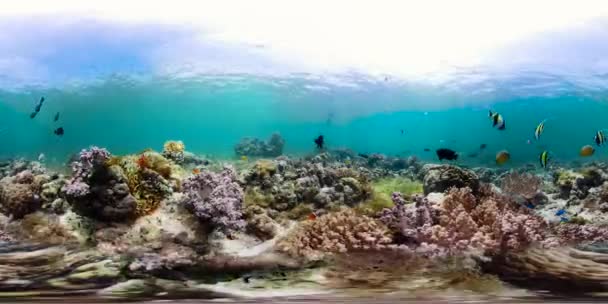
xmin=1 ymin=74 xmax=608 ymax=167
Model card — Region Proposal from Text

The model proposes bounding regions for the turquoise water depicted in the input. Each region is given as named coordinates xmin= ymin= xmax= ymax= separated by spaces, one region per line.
xmin=1 ymin=75 xmax=608 ymax=167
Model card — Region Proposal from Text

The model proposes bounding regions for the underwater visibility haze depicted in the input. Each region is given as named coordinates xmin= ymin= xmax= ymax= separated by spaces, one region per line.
xmin=2 ymin=1 xmax=608 ymax=302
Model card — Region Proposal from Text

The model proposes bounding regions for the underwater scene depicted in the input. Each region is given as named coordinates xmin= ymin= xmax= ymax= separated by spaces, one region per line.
xmin=2 ymin=2 xmax=608 ymax=303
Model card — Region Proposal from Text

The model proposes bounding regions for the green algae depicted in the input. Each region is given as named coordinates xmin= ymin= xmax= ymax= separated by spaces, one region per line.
xmin=356 ymin=178 xmax=422 ymax=215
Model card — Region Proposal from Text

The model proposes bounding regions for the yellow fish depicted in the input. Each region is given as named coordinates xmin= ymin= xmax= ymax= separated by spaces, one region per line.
xmin=580 ymin=145 xmax=594 ymax=157
xmin=495 ymin=150 xmax=510 ymax=165
xmin=534 ymin=119 xmax=547 ymax=140
xmin=241 ymin=155 xmax=248 ymax=161
xmin=539 ymin=151 xmax=549 ymax=168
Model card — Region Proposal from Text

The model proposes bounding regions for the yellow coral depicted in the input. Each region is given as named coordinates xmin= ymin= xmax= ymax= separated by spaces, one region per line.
xmin=163 ymin=140 xmax=185 ymax=154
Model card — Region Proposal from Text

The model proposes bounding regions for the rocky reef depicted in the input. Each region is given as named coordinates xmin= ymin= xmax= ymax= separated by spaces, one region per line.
xmin=1 ymin=144 xmax=608 ymax=300
xmin=234 ymin=133 xmax=285 ymax=158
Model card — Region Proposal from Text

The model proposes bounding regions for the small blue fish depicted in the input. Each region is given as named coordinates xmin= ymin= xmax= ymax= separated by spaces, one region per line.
xmin=525 ymin=202 xmax=535 ymax=209
xmin=560 ymin=216 xmax=569 ymax=222
xmin=555 ymin=209 xmax=566 ymax=216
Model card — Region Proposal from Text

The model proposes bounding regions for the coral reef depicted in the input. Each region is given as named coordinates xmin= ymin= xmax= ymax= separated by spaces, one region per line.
xmin=379 ymin=187 xmax=553 ymax=257
xmin=0 ymin=170 xmax=49 ymax=218
xmin=421 ymin=164 xmax=480 ymax=195
xmin=62 ymin=148 xmax=175 ymax=221
xmin=277 ymin=209 xmax=392 ymax=260
xmin=499 ymin=171 xmax=546 ymax=206
xmin=181 ymin=166 xmax=245 ymax=235
xmin=162 ymin=140 xmax=186 ymax=164
xmin=234 ymin=133 xmax=285 ymax=157
xmin=243 ymin=158 xmax=372 ymax=216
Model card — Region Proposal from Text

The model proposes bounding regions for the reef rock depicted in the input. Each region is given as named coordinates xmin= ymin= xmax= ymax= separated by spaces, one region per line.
xmin=421 ymin=164 xmax=480 ymax=195
xmin=234 ymin=133 xmax=284 ymax=157
xmin=0 ymin=170 xmax=48 ymax=218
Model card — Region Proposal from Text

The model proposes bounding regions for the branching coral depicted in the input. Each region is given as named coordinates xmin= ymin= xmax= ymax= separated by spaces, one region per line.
xmin=379 ymin=187 xmax=551 ymax=257
xmin=277 ymin=209 xmax=392 ymax=260
xmin=181 ymin=166 xmax=245 ymax=234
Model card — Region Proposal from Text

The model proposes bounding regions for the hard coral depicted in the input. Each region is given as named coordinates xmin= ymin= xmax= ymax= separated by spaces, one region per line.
xmin=62 ymin=147 xmax=111 ymax=197
xmin=162 ymin=140 xmax=186 ymax=163
xmin=277 ymin=209 xmax=392 ymax=260
xmin=500 ymin=171 xmax=542 ymax=201
xmin=181 ymin=166 xmax=245 ymax=234
xmin=0 ymin=171 xmax=44 ymax=219
xmin=379 ymin=187 xmax=551 ymax=257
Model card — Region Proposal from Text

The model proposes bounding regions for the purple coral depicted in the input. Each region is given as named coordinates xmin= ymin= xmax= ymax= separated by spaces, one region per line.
xmin=62 ymin=147 xmax=110 ymax=197
xmin=379 ymin=188 xmax=551 ymax=257
xmin=181 ymin=166 xmax=245 ymax=234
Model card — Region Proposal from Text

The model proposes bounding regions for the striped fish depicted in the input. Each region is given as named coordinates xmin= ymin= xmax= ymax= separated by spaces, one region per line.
xmin=595 ymin=130 xmax=606 ymax=146
xmin=534 ymin=120 xmax=546 ymax=140
xmin=539 ymin=151 xmax=549 ymax=169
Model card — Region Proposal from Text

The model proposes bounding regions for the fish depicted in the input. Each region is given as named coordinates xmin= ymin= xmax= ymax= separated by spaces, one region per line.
xmin=539 ymin=151 xmax=549 ymax=169
xmin=534 ymin=119 xmax=547 ymax=140
xmin=401 ymin=129 xmax=404 ymax=135
xmin=358 ymin=153 xmax=369 ymax=159
xmin=488 ymin=110 xmax=506 ymax=130
xmin=436 ymin=148 xmax=458 ymax=161
xmin=34 ymin=97 xmax=45 ymax=112
xmin=37 ymin=153 xmax=45 ymax=162
xmin=29 ymin=97 xmax=45 ymax=119
xmin=344 ymin=159 xmax=351 ymax=165
xmin=307 ymin=212 xmax=317 ymax=221
xmin=555 ymin=209 xmax=566 ymax=216
xmin=580 ymin=145 xmax=595 ymax=157
xmin=54 ymin=112 xmax=60 ymax=122
xmin=479 ymin=144 xmax=487 ymax=150
xmin=314 ymin=135 xmax=324 ymax=149
xmin=192 ymin=168 xmax=201 ymax=174
xmin=423 ymin=148 xmax=431 ymax=152
xmin=241 ymin=155 xmax=248 ymax=161
xmin=495 ymin=150 xmax=510 ymax=165
xmin=595 ymin=130 xmax=606 ymax=146
xmin=53 ymin=127 xmax=64 ymax=136
xmin=525 ymin=202 xmax=535 ymax=209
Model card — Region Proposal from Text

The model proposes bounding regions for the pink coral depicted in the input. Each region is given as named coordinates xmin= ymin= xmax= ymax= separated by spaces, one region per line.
xmin=554 ymin=223 xmax=608 ymax=244
xmin=379 ymin=187 xmax=551 ymax=256
xmin=278 ymin=209 xmax=392 ymax=259
xmin=62 ymin=147 xmax=111 ymax=197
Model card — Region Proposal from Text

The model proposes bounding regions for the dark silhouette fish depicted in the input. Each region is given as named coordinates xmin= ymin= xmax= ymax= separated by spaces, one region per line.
xmin=54 ymin=112 xmax=60 ymax=122
xmin=436 ymin=148 xmax=458 ymax=161
xmin=29 ymin=97 xmax=45 ymax=119
xmin=54 ymin=127 xmax=64 ymax=136
xmin=314 ymin=135 xmax=324 ymax=149
xmin=423 ymin=148 xmax=431 ymax=152
xmin=479 ymin=144 xmax=487 ymax=149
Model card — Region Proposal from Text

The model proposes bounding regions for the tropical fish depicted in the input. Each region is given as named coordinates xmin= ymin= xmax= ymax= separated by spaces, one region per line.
xmin=495 ymin=150 xmax=510 ymax=165
xmin=580 ymin=145 xmax=595 ymax=157
xmin=595 ymin=130 xmax=606 ymax=146
xmin=555 ymin=209 xmax=566 ymax=216
xmin=479 ymin=144 xmax=487 ymax=150
xmin=539 ymin=151 xmax=549 ymax=169
xmin=29 ymin=97 xmax=45 ymax=119
xmin=534 ymin=119 xmax=547 ymax=140
xmin=192 ymin=168 xmax=201 ymax=174
xmin=314 ymin=135 xmax=324 ymax=149
xmin=54 ymin=112 xmax=60 ymax=122
xmin=488 ymin=110 xmax=505 ymax=130
xmin=53 ymin=127 xmax=64 ymax=136
xmin=436 ymin=148 xmax=458 ymax=161
xmin=241 ymin=155 xmax=248 ymax=161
